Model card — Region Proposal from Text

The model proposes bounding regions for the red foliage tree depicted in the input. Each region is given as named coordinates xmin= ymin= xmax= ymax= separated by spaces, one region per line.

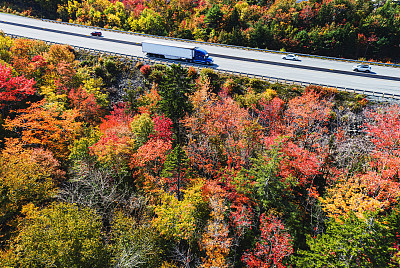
xmin=89 ymin=103 xmax=134 ymax=169
xmin=68 ymin=86 xmax=105 ymax=123
xmin=0 ymin=64 xmax=35 ymax=112
xmin=99 ymin=102 xmax=133 ymax=134
xmin=183 ymin=83 xmax=263 ymax=177
xmin=150 ymin=114 xmax=173 ymax=142
xmin=352 ymin=104 xmax=400 ymax=207
xmin=283 ymin=89 xmax=333 ymax=153
xmin=255 ymin=96 xmax=285 ymax=136
xmin=130 ymin=138 xmax=172 ymax=176
xmin=279 ymin=141 xmax=322 ymax=187
xmin=140 ymin=64 xmax=151 ymax=76
xmin=242 ymin=214 xmax=293 ymax=268
xmin=365 ymin=105 xmax=400 ymax=180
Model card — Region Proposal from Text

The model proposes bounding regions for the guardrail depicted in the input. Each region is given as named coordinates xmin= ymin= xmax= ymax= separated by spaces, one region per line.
xmin=4 ymin=33 xmax=400 ymax=102
xmin=36 ymin=16 xmax=400 ymax=68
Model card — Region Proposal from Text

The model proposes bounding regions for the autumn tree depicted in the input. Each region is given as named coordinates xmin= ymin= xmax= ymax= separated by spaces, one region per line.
xmin=242 ymin=214 xmax=293 ymax=268
xmin=283 ymin=88 xmax=333 ymax=152
xmin=319 ymin=173 xmax=399 ymax=220
xmin=319 ymin=104 xmax=400 ymax=220
xmin=183 ymin=79 xmax=263 ymax=177
xmin=0 ymin=33 xmax=13 ymax=63
xmin=0 ymin=63 xmax=36 ymax=116
xmin=152 ymin=181 xmax=208 ymax=266
xmin=1 ymin=202 xmax=109 ymax=268
xmin=130 ymin=113 xmax=174 ymax=181
xmin=68 ymin=86 xmax=105 ymax=123
xmin=152 ymin=181 xmax=207 ymax=241
xmin=0 ymin=139 xmax=63 ymax=246
xmin=90 ymin=103 xmax=135 ymax=172
xmin=10 ymin=38 xmax=48 ymax=76
xmin=364 ymin=104 xmax=400 ymax=181
xmin=200 ymin=195 xmax=232 ymax=268
xmin=5 ymin=99 xmax=82 ymax=160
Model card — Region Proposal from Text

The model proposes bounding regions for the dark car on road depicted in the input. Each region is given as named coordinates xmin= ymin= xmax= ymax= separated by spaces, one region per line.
xmin=91 ymin=31 xmax=102 ymax=37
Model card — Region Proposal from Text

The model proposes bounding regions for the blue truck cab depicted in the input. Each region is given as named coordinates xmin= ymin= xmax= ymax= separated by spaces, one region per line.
xmin=194 ymin=48 xmax=213 ymax=65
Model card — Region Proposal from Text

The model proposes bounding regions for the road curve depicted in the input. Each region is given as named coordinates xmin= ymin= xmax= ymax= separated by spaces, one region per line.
xmin=0 ymin=12 xmax=399 ymax=96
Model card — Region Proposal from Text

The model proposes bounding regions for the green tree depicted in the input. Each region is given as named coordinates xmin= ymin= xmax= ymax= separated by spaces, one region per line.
xmin=205 ymin=4 xmax=223 ymax=30
xmin=249 ymin=21 xmax=273 ymax=49
xmin=385 ymin=204 xmax=400 ymax=266
xmin=240 ymin=147 xmax=308 ymax=250
xmin=225 ymin=7 xmax=240 ymax=32
xmin=158 ymin=64 xmax=194 ymax=143
xmin=162 ymin=144 xmax=190 ymax=200
xmin=295 ymin=212 xmax=393 ymax=268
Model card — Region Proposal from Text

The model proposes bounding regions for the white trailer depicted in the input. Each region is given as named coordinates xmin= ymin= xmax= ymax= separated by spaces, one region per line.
xmin=141 ymin=40 xmax=213 ymax=64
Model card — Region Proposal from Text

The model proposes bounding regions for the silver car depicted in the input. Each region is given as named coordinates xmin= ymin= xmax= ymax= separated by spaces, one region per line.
xmin=282 ymin=54 xmax=299 ymax=61
xmin=353 ymin=64 xmax=371 ymax=72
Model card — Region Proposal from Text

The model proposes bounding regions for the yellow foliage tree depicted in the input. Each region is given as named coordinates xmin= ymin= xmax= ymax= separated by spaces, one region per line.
xmin=152 ymin=181 xmax=207 ymax=241
xmin=319 ymin=176 xmax=388 ymax=220
xmin=200 ymin=196 xmax=232 ymax=268
xmin=1 ymin=202 xmax=108 ymax=268
xmin=0 ymin=139 xmax=63 ymax=244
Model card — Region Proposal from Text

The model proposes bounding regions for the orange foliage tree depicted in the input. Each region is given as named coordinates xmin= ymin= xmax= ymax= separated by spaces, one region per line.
xmin=5 ymin=99 xmax=82 ymax=160
xmin=10 ymin=38 xmax=47 ymax=76
xmin=90 ymin=103 xmax=135 ymax=171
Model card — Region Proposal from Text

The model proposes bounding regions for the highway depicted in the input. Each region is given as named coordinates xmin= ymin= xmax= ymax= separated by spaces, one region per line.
xmin=0 ymin=12 xmax=399 ymax=96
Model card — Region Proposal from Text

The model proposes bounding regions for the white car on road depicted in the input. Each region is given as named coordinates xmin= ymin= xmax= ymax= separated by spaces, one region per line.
xmin=282 ymin=54 xmax=299 ymax=61
xmin=353 ymin=64 xmax=371 ymax=72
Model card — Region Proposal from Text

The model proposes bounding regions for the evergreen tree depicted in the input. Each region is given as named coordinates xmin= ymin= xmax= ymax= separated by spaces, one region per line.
xmin=162 ymin=144 xmax=190 ymax=201
xmin=225 ymin=7 xmax=240 ymax=32
xmin=205 ymin=4 xmax=223 ymax=30
xmin=295 ymin=212 xmax=393 ymax=268
xmin=158 ymin=64 xmax=194 ymax=144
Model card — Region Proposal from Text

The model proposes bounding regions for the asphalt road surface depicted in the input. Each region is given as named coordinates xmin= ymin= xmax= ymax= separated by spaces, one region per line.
xmin=1 ymin=12 xmax=399 ymax=96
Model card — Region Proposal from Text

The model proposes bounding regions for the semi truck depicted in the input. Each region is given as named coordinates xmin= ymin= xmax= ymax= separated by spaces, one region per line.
xmin=141 ymin=40 xmax=213 ymax=65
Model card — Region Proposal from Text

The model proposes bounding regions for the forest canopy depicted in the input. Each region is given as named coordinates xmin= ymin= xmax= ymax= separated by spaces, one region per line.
xmin=0 ymin=24 xmax=399 ymax=268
